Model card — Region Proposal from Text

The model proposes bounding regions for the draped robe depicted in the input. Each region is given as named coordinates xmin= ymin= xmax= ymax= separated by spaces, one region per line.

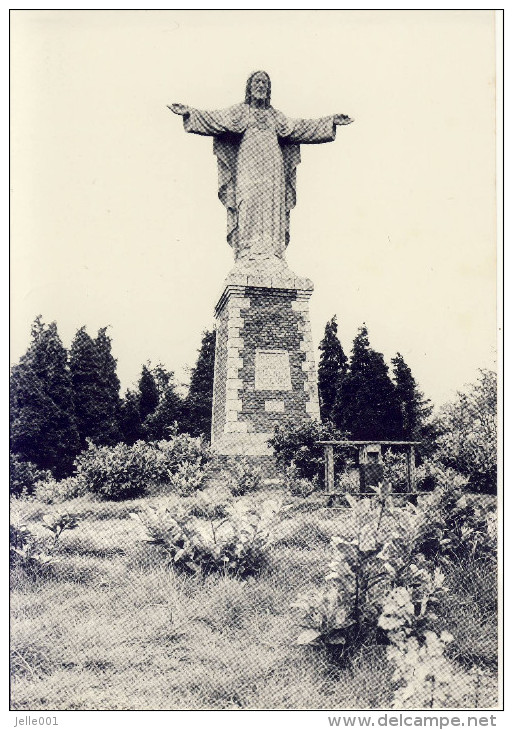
xmin=182 ymin=103 xmax=337 ymax=260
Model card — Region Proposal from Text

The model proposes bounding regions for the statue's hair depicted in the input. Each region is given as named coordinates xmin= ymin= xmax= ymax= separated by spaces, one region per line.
xmin=245 ymin=71 xmax=271 ymax=107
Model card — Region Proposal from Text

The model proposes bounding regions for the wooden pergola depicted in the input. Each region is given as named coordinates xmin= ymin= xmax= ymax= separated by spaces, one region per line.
xmin=316 ymin=440 xmax=421 ymax=500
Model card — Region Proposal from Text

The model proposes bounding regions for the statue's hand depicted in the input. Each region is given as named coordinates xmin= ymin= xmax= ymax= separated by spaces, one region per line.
xmin=168 ymin=103 xmax=190 ymax=116
xmin=334 ymin=114 xmax=354 ymax=126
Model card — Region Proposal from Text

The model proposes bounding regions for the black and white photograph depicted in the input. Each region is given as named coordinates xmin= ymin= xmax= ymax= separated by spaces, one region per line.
xmin=9 ymin=9 xmax=502 ymax=717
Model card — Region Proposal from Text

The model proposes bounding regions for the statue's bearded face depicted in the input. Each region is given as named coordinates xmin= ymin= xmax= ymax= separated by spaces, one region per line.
xmin=250 ymin=72 xmax=269 ymax=101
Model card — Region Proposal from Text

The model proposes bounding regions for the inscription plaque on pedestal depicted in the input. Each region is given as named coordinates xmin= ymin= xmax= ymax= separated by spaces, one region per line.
xmin=255 ymin=349 xmax=292 ymax=391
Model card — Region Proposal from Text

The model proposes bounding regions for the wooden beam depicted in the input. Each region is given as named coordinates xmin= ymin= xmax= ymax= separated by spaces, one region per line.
xmin=325 ymin=444 xmax=335 ymax=493
xmin=317 ymin=440 xmax=421 ymax=446
xmin=407 ymin=444 xmax=416 ymax=493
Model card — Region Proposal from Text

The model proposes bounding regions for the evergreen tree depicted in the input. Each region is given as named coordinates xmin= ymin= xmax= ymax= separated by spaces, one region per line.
xmin=94 ymin=327 xmax=122 ymax=444
xmin=392 ymin=353 xmax=433 ymax=441
xmin=138 ymin=364 xmax=160 ymax=423
xmin=184 ymin=330 xmax=216 ymax=438
xmin=10 ymin=316 xmax=80 ymax=477
xmin=69 ymin=326 xmax=102 ymax=448
xmin=317 ymin=316 xmax=348 ymax=423
xmin=120 ymin=389 xmax=143 ymax=445
xmin=338 ymin=324 xmax=402 ymax=440
xmin=70 ymin=325 xmax=123 ymax=448
xmin=144 ymin=378 xmax=183 ymax=441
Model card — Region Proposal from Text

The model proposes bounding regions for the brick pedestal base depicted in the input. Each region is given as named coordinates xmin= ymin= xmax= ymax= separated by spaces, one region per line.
xmin=211 ymin=264 xmax=320 ymax=456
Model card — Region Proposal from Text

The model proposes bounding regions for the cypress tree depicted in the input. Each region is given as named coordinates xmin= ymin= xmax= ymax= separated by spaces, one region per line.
xmin=138 ymin=364 xmax=160 ymax=423
xmin=94 ymin=327 xmax=122 ymax=444
xmin=184 ymin=329 xmax=216 ymax=438
xmin=69 ymin=326 xmax=103 ymax=448
xmin=318 ymin=316 xmax=348 ymax=424
xmin=144 ymin=378 xmax=183 ymax=441
xmin=340 ymin=324 xmax=402 ymax=441
xmin=120 ymin=389 xmax=144 ymax=445
xmin=10 ymin=316 xmax=80 ymax=476
xmin=392 ymin=353 xmax=434 ymax=447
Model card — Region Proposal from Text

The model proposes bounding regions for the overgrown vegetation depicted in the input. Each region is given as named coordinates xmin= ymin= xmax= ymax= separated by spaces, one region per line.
xmin=73 ymin=434 xmax=212 ymax=500
xmin=10 ymin=455 xmax=497 ymax=709
xmin=269 ymin=417 xmax=346 ymax=482
xmin=131 ymin=497 xmax=286 ymax=578
xmin=435 ymin=369 xmax=497 ymax=493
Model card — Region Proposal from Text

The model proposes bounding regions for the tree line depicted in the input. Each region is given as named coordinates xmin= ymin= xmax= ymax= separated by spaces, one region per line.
xmin=317 ymin=316 xmax=433 ymax=444
xmin=10 ymin=314 xmax=432 ymax=478
xmin=10 ymin=317 xmax=215 ymax=478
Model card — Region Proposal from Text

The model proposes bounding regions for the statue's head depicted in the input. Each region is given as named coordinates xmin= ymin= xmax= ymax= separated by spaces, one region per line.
xmin=245 ymin=71 xmax=271 ymax=107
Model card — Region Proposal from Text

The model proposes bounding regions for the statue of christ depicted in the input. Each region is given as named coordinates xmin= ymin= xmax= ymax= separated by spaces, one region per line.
xmin=169 ymin=71 xmax=353 ymax=263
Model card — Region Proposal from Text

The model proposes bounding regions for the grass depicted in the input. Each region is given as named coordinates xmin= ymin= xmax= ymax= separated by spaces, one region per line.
xmin=10 ymin=487 xmax=498 ymax=710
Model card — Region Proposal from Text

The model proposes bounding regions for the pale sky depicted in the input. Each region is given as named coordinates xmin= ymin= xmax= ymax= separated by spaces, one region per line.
xmin=10 ymin=9 xmax=497 ymax=407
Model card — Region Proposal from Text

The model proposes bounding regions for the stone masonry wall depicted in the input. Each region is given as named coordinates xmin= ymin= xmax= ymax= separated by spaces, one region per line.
xmin=212 ymin=283 xmax=320 ymax=455
xmin=238 ymin=288 xmax=307 ymax=433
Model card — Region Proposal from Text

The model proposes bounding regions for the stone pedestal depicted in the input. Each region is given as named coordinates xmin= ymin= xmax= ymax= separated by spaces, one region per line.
xmin=211 ymin=259 xmax=320 ymax=456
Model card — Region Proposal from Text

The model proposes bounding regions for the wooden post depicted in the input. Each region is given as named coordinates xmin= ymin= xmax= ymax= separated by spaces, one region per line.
xmin=407 ymin=445 xmax=416 ymax=492
xmin=325 ymin=445 xmax=335 ymax=493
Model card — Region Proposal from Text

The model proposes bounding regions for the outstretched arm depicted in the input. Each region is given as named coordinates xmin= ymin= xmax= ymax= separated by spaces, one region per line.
xmin=168 ymin=103 xmax=190 ymax=118
xmin=278 ymin=112 xmax=354 ymax=144
xmin=334 ymin=114 xmax=354 ymax=126
xmin=167 ymin=102 xmax=246 ymax=137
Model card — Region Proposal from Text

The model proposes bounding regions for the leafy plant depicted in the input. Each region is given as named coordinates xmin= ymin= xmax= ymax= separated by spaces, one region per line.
xmin=9 ymin=454 xmax=52 ymax=497
xmin=168 ymin=458 xmax=207 ymax=496
xmin=74 ymin=434 xmax=212 ymax=500
xmin=228 ymin=457 xmax=263 ymax=496
xmin=386 ymin=629 xmax=456 ymax=708
xmin=284 ymin=463 xmax=317 ymax=498
xmin=10 ymin=525 xmax=55 ymax=572
xmin=34 ymin=475 xmax=88 ymax=504
xmin=269 ymin=417 xmax=346 ymax=483
xmin=187 ymin=485 xmax=232 ymax=520
xmin=378 ymin=566 xmax=447 ymax=643
xmin=11 ymin=508 xmax=80 ymax=575
xmin=292 ymin=485 xmax=425 ymax=661
xmin=131 ymin=497 xmax=288 ymax=578
xmin=416 ymin=486 xmax=495 ymax=564
xmin=435 ymin=369 xmax=497 ymax=494
xmin=41 ymin=512 xmax=79 ymax=543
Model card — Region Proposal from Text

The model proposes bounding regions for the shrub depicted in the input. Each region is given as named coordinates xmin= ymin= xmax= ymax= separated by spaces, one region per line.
xmin=416 ymin=485 xmax=496 ymax=564
xmin=284 ymin=463 xmax=317 ymax=498
xmin=10 ymin=509 xmax=78 ymax=574
xmin=435 ymin=369 xmax=497 ymax=493
xmin=74 ymin=434 xmax=212 ymax=500
xmin=154 ymin=433 xmax=212 ymax=473
xmin=381 ymin=452 xmax=469 ymax=495
xmin=187 ymin=485 xmax=232 ymax=520
xmin=228 ymin=457 xmax=263 ymax=496
xmin=385 ymin=629 xmax=456 ymax=709
xmin=292 ymin=485 xmax=431 ymax=662
xmin=269 ymin=418 xmax=346 ymax=483
xmin=75 ymin=440 xmax=155 ymax=499
xmin=415 ymin=459 xmax=469 ymax=493
xmin=34 ymin=475 xmax=88 ymax=504
xmin=168 ymin=458 xmax=207 ymax=496
xmin=131 ymin=497 xmax=288 ymax=578
xmin=382 ymin=450 xmax=408 ymax=492
xmin=9 ymin=453 xmax=51 ymax=497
